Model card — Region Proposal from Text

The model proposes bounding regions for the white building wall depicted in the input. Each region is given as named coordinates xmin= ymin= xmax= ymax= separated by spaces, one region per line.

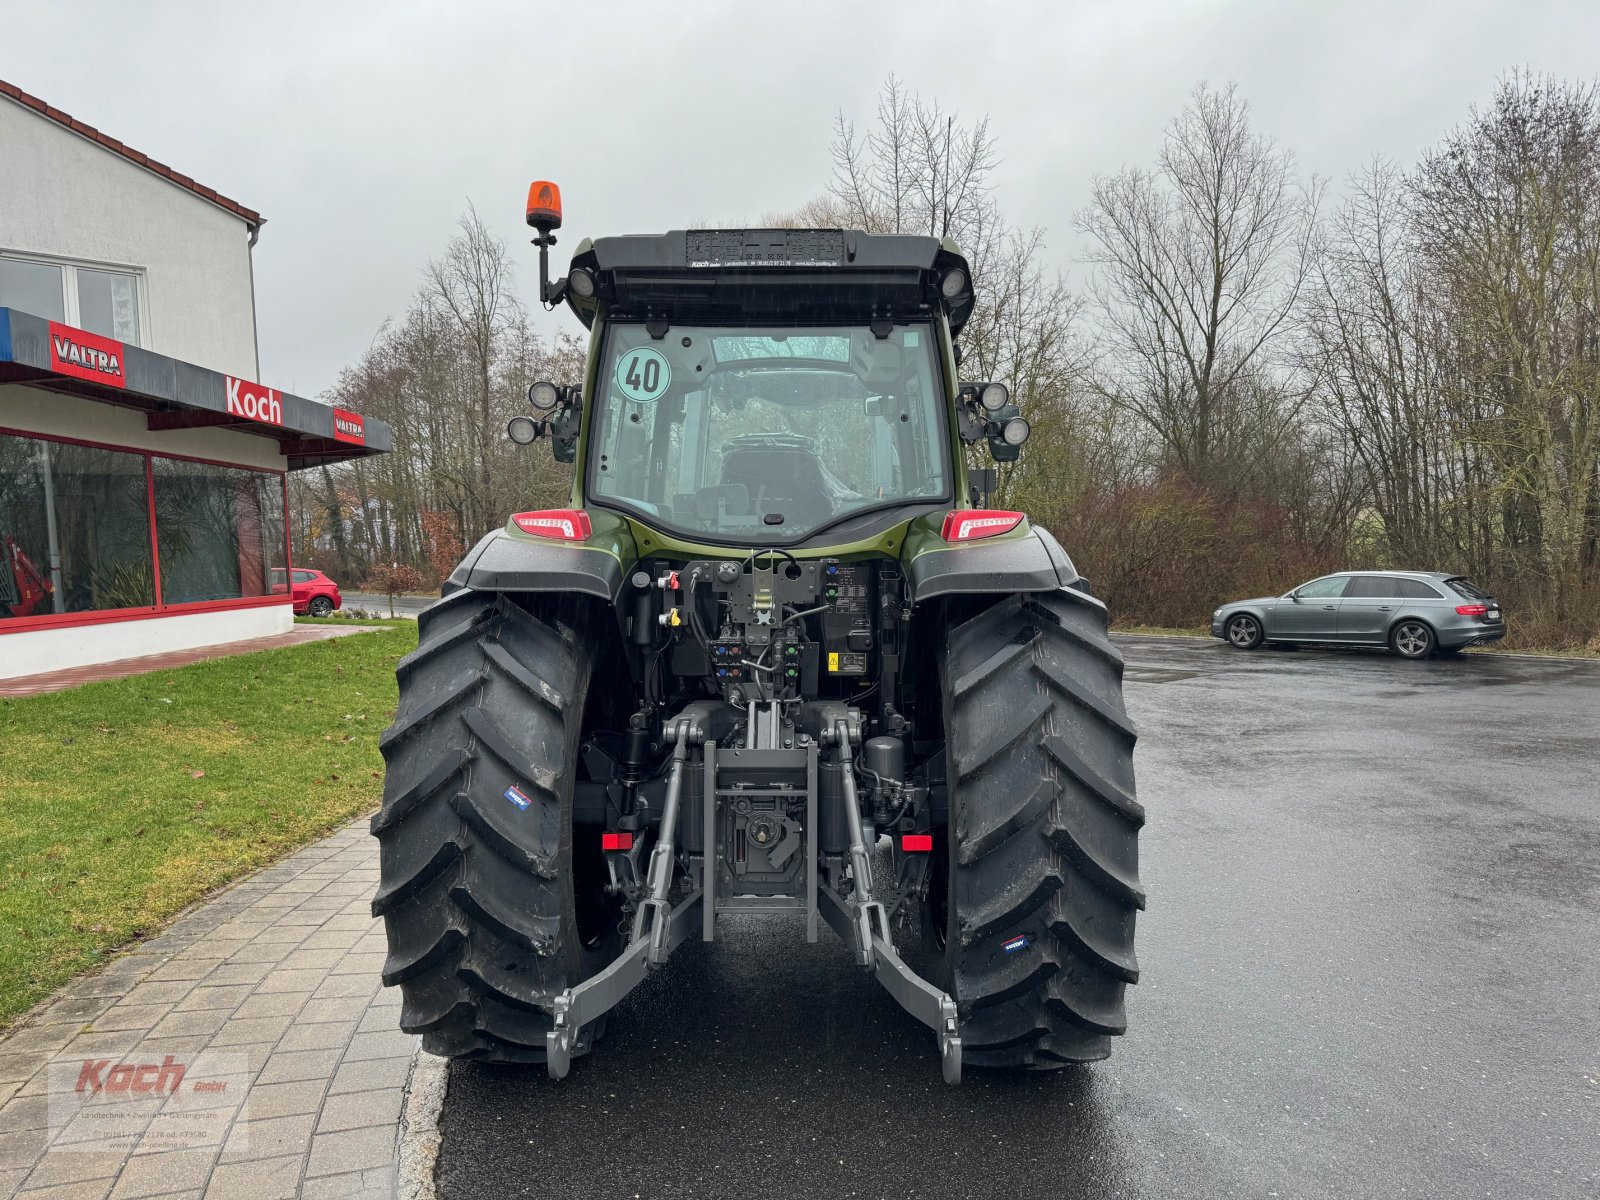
xmin=0 ymin=604 xmax=293 ymax=680
xmin=0 ymin=384 xmax=289 ymax=472
xmin=0 ymin=96 xmax=259 ymax=380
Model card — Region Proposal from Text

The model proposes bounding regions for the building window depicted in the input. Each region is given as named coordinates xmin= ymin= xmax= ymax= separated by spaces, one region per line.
xmin=0 ymin=254 xmax=143 ymax=345
xmin=152 ymin=459 xmax=286 ymax=604
xmin=0 ymin=435 xmax=154 ymax=619
xmin=0 ymin=258 xmax=66 ymax=324
xmin=0 ymin=430 xmax=287 ymax=626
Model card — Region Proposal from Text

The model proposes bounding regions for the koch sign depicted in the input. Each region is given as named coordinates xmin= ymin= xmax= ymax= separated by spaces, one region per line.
xmin=49 ymin=322 xmax=126 ymax=388
xmin=331 ymin=407 xmax=365 ymax=445
xmin=225 ymin=375 xmax=284 ymax=426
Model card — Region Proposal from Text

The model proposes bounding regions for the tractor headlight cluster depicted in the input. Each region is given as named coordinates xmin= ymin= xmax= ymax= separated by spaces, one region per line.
xmin=1001 ymin=416 xmax=1031 ymax=447
xmin=940 ymin=268 xmax=969 ymax=300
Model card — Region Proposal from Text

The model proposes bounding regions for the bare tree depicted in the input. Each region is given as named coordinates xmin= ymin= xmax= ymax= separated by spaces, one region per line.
xmin=1079 ymin=83 xmax=1323 ymax=489
xmin=1413 ymin=72 xmax=1600 ymax=619
xmin=293 ymin=206 xmax=582 ymax=586
xmin=424 ymin=204 xmax=524 ymax=534
xmin=1305 ymin=158 xmax=1456 ymax=566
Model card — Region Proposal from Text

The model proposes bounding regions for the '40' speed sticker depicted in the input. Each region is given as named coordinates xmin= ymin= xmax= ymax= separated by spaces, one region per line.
xmin=614 ymin=346 xmax=670 ymax=402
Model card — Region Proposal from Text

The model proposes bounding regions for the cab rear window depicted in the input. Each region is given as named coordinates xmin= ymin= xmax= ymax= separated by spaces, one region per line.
xmin=1446 ymin=577 xmax=1490 ymax=600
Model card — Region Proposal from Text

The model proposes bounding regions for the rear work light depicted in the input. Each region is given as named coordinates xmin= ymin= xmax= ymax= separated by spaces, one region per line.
xmin=512 ymin=509 xmax=592 ymax=540
xmin=601 ymin=832 xmax=633 ymax=851
xmin=940 ymin=510 xmax=1025 ymax=542
xmin=1455 ymin=604 xmax=1488 ymax=617
xmin=901 ymin=833 xmax=934 ymax=852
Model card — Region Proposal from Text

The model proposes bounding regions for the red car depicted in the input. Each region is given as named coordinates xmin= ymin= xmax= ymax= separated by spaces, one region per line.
xmin=271 ymin=568 xmax=343 ymax=617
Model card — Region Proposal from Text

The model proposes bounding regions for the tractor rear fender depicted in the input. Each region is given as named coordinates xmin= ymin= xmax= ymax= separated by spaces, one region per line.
xmin=443 ymin=528 xmax=628 ymax=602
xmin=904 ymin=520 xmax=1083 ymax=603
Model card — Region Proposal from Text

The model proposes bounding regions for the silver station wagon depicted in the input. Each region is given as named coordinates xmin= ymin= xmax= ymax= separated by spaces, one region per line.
xmin=1211 ymin=571 xmax=1505 ymax=659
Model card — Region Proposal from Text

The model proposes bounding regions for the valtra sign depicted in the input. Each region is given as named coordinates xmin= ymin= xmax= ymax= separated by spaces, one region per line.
xmin=225 ymin=375 xmax=283 ymax=426
xmin=48 ymin=322 xmax=125 ymax=388
xmin=331 ymin=407 xmax=365 ymax=445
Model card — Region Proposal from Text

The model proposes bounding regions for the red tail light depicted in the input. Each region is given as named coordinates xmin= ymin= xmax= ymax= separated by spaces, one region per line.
xmin=901 ymin=833 xmax=934 ymax=852
xmin=601 ymin=832 xmax=633 ymax=851
xmin=512 ymin=509 xmax=592 ymax=540
xmin=1455 ymin=604 xmax=1487 ymax=617
xmin=940 ymin=510 xmax=1025 ymax=542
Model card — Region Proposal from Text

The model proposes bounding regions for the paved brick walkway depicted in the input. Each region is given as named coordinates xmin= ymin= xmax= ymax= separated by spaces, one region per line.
xmin=0 ymin=819 xmax=421 ymax=1199
xmin=0 ymin=626 xmax=384 ymax=699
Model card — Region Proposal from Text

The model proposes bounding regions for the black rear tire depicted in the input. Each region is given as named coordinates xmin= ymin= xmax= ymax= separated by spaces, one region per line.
xmin=371 ymin=590 xmax=622 ymax=1063
xmin=925 ymin=588 xmax=1144 ymax=1069
xmin=309 ymin=595 xmax=334 ymax=617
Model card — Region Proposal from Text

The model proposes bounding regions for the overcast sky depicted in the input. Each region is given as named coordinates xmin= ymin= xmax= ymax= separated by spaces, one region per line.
xmin=5 ymin=0 xmax=1598 ymax=398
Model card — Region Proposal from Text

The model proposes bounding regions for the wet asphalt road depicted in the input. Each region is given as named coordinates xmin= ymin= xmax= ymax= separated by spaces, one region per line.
xmin=438 ymin=637 xmax=1600 ymax=1200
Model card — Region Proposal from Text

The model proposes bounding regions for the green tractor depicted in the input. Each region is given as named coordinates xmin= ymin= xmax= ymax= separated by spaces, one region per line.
xmin=370 ymin=183 xmax=1143 ymax=1083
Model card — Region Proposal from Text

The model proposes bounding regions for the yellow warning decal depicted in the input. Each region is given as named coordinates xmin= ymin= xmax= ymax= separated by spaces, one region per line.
xmin=828 ymin=651 xmax=840 ymax=672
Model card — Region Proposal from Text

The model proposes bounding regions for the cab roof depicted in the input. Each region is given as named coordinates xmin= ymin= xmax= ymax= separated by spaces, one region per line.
xmin=563 ymin=228 xmax=975 ymax=336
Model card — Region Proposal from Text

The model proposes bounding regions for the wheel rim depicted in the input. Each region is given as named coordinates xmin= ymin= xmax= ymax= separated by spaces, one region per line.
xmin=312 ymin=598 xmax=331 ymax=615
xmin=1395 ymin=624 xmax=1428 ymax=656
xmin=1228 ymin=617 xmax=1257 ymax=647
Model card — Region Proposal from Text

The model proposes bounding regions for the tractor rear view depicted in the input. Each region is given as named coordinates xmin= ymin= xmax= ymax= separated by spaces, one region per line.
xmin=371 ymin=184 xmax=1143 ymax=1082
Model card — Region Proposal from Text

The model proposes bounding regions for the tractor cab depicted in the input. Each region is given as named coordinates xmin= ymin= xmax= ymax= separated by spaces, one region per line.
xmin=511 ymin=189 xmax=1031 ymax=535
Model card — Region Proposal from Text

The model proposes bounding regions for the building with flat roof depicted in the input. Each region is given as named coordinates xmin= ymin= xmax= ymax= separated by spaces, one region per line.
xmin=0 ymin=78 xmax=389 ymax=680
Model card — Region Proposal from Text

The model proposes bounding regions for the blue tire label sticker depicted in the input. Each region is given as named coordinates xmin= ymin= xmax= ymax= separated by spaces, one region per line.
xmin=614 ymin=346 xmax=670 ymax=402
xmin=1002 ymin=934 xmax=1029 ymax=954
xmin=504 ymin=785 xmax=532 ymax=811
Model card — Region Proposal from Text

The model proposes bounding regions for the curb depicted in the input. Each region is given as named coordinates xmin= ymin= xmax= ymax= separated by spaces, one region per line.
xmin=1114 ymin=630 xmax=1600 ymax=664
xmin=397 ymin=1048 xmax=448 ymax=1199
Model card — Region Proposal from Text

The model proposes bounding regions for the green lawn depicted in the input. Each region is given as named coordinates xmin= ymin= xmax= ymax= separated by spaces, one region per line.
xmin=0 ymin=624 xmax=416 ymax=1029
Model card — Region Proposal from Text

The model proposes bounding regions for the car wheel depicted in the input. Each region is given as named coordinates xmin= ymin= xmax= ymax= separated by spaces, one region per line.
xmin=1390 ymin=620 xmax=1435 ymax=659
xmin=1225 ymin=614 xmax=1264 ymax=650
xmin=309 ymin=595 xmax=335 ymax=618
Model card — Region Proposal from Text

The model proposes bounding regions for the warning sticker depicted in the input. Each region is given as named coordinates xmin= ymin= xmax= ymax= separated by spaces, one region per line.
xmin=614 ymin=346 xmax=670 ymax=402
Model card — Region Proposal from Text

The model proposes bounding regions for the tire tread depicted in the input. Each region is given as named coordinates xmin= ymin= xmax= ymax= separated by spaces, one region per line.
xmin=940 ymin=588 xmax=1142 ymax=1069
xmin=371 ymin=591 xmax=611 ymax=1063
